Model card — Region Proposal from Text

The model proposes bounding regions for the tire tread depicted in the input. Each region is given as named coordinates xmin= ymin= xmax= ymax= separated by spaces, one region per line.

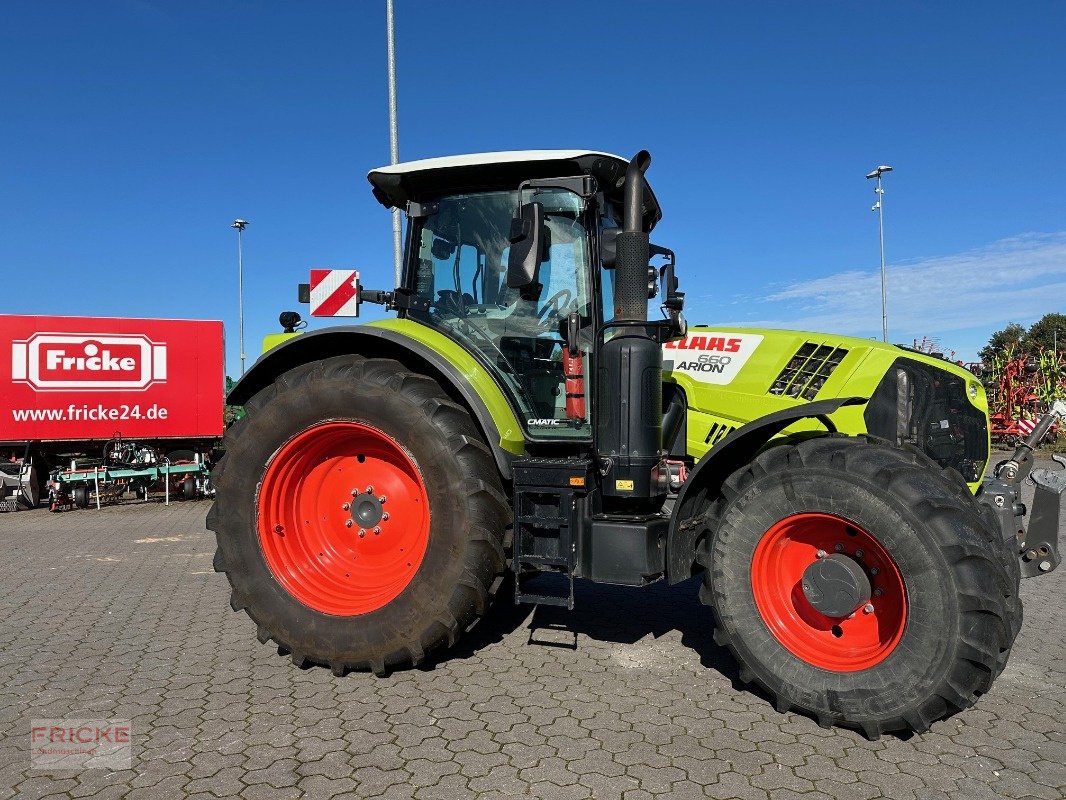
xmin=698 ymin=435 xmax=1021 ymax=737
xmin=208 ymin=355 xmax=508 ymax=674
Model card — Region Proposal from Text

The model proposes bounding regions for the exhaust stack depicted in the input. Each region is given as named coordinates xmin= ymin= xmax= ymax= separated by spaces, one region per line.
xmin=613 ymin=150 xmax=652 ymax=322
xmin=596 ymin=151 xmax=666 ymax=513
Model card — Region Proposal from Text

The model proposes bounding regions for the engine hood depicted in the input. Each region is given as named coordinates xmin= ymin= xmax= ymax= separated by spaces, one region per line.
xmin=664 ymin=326 xmax=989 ymax=491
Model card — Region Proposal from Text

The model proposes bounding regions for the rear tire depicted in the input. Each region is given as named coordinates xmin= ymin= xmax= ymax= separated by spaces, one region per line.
xmin=699 ymin=435 xmax=1018 ymax=738
xmin=73 ymin=485 xmax=90 ymax=509
xmin=207 ymin=355 xmax=509 ymax=675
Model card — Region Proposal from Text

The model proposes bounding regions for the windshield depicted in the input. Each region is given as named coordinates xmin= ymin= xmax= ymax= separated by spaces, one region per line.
xmin=408 ymin=188 xmax=592 ymax=439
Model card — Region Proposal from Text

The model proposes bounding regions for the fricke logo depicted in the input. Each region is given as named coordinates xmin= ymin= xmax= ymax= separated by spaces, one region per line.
xmin=12 ymin=333 xmax=168 ymax=392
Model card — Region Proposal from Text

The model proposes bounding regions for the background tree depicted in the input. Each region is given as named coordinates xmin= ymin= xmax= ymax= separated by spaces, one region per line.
xmin=224 ymin=375 xmax=245 ymax=426
xmin=979 ymin=323 xmax=1026 ymax=363
xmin=1026 ymin=312 xmax=1066 ymax=356
xmin=979 ymin=314 xmax=1065 ymax=363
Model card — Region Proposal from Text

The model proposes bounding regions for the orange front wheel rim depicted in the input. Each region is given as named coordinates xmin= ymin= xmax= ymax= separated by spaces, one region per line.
xmin=750 ymin=512 xmax=907 ymax=671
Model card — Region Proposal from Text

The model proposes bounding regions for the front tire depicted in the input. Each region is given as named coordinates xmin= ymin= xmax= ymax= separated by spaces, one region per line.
xmin=207 ymin=355 xmax=509 ymax=675
xmin=700 ymin=436 xmax=1018 ymax=738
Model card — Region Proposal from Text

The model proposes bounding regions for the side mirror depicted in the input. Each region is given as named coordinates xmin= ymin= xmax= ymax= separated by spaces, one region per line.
xmin=649 ymin=244 xmax=683 ymax=308
xmin=507 ymin=201 xmax=546 ymax=290
xmin=652 ymin=245 xmax=685 ymax=339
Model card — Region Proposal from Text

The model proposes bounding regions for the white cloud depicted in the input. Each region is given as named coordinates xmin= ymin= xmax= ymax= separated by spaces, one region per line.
xmin=705 ymin=232 xmax=1066 ymax=357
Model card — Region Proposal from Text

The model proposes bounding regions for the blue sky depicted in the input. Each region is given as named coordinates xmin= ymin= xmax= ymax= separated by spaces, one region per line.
xmin=3 ymin=1 xmax=1063 ymax=370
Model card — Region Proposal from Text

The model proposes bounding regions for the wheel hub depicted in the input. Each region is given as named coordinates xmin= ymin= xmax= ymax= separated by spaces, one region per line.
xmin=801 ymin=553 xmax=871 ymax=618
xmin=351 ymin=492 xmax=384 ymax=528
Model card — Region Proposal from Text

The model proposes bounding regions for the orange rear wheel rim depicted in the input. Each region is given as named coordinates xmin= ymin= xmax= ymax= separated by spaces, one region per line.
xmin=257 ymin=420 xmax=430 ymax=616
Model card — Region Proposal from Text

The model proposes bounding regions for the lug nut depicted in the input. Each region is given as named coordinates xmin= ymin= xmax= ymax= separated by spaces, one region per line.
xmin=869 ymin=566 xmax=879 ymax=576
xmin=855 ymin=549 xmax=864 ymax=559
xmin=366 ymin=485 xmax=374 ymax=494
xmin=863 ymin=603 xmax=874 ymax=614
xmin=873 ymin=588 xmax=883 ymax=597
xmin=345 ymin=520 xmax=353 ymax=528
xmin=274 ymin=524 xmax=284 ymax=534
xmin=835 ymin=543 xmax=844 ymax=553
xmin=382 ymin=512 xmax=390 ymax=521
xmin=1039 ymin=560 xmax=1053 ymax=572
xmin=378 ymin=495 xmax=387 ymax=504
xmin=342 ymin=502 xmax=351 ymax=511
xmin=358 ymin=529 xmax=366 ymax=538
xmin=373 ymin=526 xmax=381 ymax=535
xmin=816 ymin=549 xmax=827 ymax=559
xmin=351 ymin=488 xmax=359 ymax=496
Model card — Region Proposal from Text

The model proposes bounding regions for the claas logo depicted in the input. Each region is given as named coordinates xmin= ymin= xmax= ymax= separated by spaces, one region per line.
xmin=665 ymin=334 xmax=749 ymax=375
xmin=11 ymin=333 xmax=167 ymax=392
xmin=664 ymin=335 xmax=742 ymax=353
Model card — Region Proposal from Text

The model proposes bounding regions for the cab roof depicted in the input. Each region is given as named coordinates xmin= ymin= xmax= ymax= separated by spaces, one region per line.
xmin=367 ymin=150 xmax=662 ymax=230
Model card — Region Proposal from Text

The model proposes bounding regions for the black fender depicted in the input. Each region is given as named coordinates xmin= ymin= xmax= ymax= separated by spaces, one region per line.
xmin=227 ymin=327 xmax=516 ymax=479
xmin=665 ymin=396 xmax=867 ymax=583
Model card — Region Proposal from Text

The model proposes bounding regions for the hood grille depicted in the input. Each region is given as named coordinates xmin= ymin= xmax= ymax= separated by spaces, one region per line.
xmin=770 ymin=342 xmax=849 ymax=400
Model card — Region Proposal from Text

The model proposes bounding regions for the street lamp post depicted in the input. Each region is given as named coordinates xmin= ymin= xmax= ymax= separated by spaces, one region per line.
xmin=231 ymin=219 xmax=249 ymax=376
xmin=386 ymin=0 xmax=402 ymax=288
xmin=866 ymin=165 xmax=893 ymax=343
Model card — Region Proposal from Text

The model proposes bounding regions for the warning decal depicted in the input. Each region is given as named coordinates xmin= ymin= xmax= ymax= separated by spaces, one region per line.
xmin=310 ymin=269 xmax=360 ymax=317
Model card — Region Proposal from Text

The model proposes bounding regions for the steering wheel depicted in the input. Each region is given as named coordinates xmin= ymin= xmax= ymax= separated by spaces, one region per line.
xmin=434 ymin=289 xmax=469 ymax=319
xmin=537 ymin=288 xmax=572 ymax=328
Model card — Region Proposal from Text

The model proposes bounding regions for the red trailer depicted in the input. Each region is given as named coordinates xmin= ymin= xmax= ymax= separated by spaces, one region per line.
xmin=0 ymin=315 xmax=224 ymax=508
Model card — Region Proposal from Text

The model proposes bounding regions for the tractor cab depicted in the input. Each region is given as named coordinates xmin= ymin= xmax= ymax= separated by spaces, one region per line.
xmin=367 ymin=151 xmax=682 ymax=445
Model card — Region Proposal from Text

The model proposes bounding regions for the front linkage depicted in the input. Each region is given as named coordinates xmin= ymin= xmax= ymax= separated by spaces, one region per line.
xmin=981 ymin=399 xmax=1066 ymax=578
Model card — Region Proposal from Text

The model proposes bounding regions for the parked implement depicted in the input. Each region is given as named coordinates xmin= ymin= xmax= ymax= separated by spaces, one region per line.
xmin=211 ymin=150 xmax=1061 ymax=738
xmin=48 ymin=439 xmax=213 ymax=510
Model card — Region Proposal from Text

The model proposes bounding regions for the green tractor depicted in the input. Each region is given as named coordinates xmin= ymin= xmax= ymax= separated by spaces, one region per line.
xmin=209 ymin=149 xmax=1064 ymax=738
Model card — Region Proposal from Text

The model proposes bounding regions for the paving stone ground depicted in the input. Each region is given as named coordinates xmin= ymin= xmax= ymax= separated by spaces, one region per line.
xmin=0 ymin=459 xmax=1063 ymax=799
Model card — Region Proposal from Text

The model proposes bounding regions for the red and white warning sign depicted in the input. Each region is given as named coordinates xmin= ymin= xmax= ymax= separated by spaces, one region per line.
xmin=310 ymin=269 xmax=361 ymax=317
